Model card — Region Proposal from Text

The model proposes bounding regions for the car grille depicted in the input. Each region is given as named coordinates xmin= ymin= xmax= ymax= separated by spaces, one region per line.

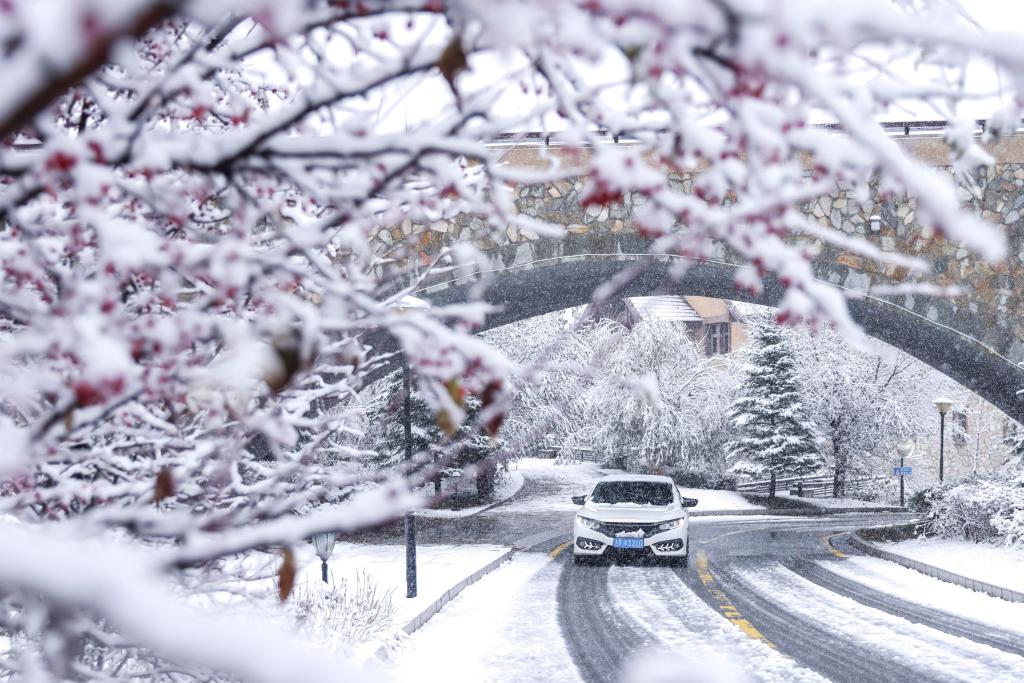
xmin=595 ymin=521 xmax=661 ymax=538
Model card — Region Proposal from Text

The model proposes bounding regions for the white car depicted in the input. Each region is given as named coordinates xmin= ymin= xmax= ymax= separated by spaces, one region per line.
xmin=571 ymin=474 xmax=697 ymax=566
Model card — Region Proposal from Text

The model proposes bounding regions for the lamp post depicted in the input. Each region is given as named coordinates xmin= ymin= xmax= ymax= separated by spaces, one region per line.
xmin=311 ymin=532 xmax=337 ymax=584
xmin=896 ymin=439 xmax=915 ymax=507
xmin=394 ymin=295 xmax=430 ymax=599
xmin=932 ymin=397 xmax=953 ymax=484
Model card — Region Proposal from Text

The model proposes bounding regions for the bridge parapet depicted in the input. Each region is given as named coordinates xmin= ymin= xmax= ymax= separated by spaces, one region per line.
xmin=372 ymin=137 xmax=1024 ymax=365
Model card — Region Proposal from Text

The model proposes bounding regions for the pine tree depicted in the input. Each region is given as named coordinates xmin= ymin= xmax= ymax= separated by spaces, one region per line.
xmin=727 ymin=320 xmax=821 ymax=498
xmin=1004 ymin=421 xmax=1024 ymax=467
xmin=366 ymin=370 xmax=500 ymax=496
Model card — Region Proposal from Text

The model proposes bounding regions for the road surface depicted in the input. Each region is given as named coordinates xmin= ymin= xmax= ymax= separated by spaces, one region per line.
xmin=381 ymin=463 xmax=1024 ymax=682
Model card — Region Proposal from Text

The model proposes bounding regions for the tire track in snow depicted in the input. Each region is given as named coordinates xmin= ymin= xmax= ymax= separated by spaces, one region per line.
xmin=729 ymin=561 xmax=1024 ymax=683
xmin=686 ymin=559 xmax=924 ymax=683
xmin=606 ymin=564 xmax=826 ymax=683
xmin=787 ymin=557 xmax=1024 ymax=657
xmin=556 ymin=559 xmax=650 ymax=683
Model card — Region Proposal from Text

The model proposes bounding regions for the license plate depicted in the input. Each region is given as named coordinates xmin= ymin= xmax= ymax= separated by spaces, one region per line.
xmin=613 ymin=538 xmax=644 ymax=549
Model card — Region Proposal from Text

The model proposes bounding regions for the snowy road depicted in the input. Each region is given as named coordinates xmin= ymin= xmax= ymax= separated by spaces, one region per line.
xmin=378 ymin=463 xmax=1024 ymax=682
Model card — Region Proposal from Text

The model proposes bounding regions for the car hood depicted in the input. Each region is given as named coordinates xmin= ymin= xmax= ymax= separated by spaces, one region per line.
xmin=582 ymin=502 xmax=682 ymax=523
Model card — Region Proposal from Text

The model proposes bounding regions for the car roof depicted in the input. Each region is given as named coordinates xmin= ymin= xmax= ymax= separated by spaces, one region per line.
xmin=597 ymin=474 xmax=674 ymax=484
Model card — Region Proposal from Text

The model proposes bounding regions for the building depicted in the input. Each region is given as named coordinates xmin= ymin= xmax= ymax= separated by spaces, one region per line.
xmin=580 ymin=295 xmax=749 ymax=355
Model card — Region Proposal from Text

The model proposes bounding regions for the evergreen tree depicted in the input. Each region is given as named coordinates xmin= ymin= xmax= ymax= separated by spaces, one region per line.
xmin=1004 ymin=421 xmax=1024 ymax=467
xmin=727 ymin=320 xmax=821 ymax=497
xmin=366 ymin=370 xmax=500 ymax=497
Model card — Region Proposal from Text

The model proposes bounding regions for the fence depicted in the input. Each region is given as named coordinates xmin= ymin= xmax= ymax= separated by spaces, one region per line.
xmin=736 ymin=473 xmax=885 ymax=498
xmin=536 ymin=445 xmax=598 ymax=462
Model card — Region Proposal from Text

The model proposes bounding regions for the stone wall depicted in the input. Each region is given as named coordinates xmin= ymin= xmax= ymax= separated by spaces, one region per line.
xmin=370 ymin=142 xmax=1024 ymax=364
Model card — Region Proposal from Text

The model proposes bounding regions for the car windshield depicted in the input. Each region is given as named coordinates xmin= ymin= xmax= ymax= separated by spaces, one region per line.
xmin=590 ymin=481 xmax=675 ymax=506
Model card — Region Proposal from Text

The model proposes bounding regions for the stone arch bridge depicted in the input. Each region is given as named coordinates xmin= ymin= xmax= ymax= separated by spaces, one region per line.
xmin=375 ymin=133 xmax=1024 ymax=422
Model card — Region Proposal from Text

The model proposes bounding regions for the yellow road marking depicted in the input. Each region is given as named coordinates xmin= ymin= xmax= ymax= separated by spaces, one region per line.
xmin=550 ymin=541 xmax=571 ymax=559
xmin=695 ymin=550 xmax=778 ymax=649
xmin=822 ymin=533 xmax=847 ymax=559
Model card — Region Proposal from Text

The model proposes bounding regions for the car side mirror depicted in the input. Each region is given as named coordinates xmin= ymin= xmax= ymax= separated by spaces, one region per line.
xmin=571 ymin=495 xmax=586 ymax=506
xmin=680 ymin=497 xmax=698 ymax=508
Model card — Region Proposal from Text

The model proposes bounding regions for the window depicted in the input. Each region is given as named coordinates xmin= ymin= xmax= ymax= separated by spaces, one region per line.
xmin=950 ymin=409 xmax=969 ymax=445
xmin=590 ymin=481 xmax=675 ymax=506
xmin=707 ymin=323 xmax=731 ymax=355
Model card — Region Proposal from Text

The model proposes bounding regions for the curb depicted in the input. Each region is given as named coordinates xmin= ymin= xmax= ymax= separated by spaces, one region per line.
xmin=375 ymin=547 xmax=515 ymax=661
xmin=690 ymin=507 xmax=903 ymax=517
xmin=847 ymin=531 xmax=1024 ymax=604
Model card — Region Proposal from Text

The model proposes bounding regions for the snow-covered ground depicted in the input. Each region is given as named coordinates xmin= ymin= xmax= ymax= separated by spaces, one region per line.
xmin=417 ymin=469 xmax=525 ymax=519
xmin=388 ymin=553 xmax=576 ymax=683
xmin=607 ymin=566 xmax=825 ymax=683
xmin=878 ymin=538 xmax=1024 ymax=593
xmin=294 ymin=542 xmax=509 ymax=628
xmin=818 ymin=556 xmax=1024 ymax=637
xmin=678 ymin=487 xmax=763 ymax=511
xmin=734 ymin=563 xmax=1024 ymax=680
xmin=496 ymin=458 xmax=761 ymax=513
xmin=496 ymin=457 xmax=615 ymax=512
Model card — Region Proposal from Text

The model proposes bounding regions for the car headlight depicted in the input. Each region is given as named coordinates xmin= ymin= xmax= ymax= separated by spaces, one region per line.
xmin=657 ymin=518 xmax=685 ymax=531
xmin=576 ymin=516 xmax=601 ymax=531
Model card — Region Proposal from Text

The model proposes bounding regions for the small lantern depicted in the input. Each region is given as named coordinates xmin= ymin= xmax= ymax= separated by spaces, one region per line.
xmin=311 ymin=532 xmax=337 ymax=584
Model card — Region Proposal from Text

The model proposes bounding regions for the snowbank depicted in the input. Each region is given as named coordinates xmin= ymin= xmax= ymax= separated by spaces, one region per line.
xmin=496 ymin=457 xmax=615 ymax=512
xmin=879 ymin=538 xmax=1024 ymax=593
xmin=677 ymin=487 xmax=763 ymax=511
xmin=818 ymin=556 xmax=1024 ymax=636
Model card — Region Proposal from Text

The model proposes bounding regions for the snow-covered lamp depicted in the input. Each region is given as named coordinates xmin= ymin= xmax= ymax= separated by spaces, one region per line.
xmin=311 ymin=532 xmax=336 ymax=584
xmin=870 ymin=214 xmax=882 ymax=232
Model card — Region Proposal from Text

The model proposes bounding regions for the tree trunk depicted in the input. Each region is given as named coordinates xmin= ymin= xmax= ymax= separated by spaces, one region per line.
xmin=769 ymin=470 xmax=777 ymax=500
xmin=476 ymin=460 xmax=497 ymax=498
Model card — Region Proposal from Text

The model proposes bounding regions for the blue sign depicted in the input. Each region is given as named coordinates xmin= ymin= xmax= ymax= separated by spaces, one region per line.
xmin=893 ymin=466 xmax=912 ymax=476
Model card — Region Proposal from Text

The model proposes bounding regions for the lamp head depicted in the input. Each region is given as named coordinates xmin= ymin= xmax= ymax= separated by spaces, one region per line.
xmin=932 ymin=397 xmax=953 ymax=414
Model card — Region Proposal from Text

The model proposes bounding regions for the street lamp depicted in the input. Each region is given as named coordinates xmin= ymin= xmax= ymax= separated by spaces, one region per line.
xmin=896 ymin=439 xmax=915 ymax=507
xmin=394 ymin=295 xmax=430 ymax=599
xmin=870 ymin=214 xmax=882 ymax=232
xmin=311 ymin=532 xmax=337 ymax=584
xmin=932 ymin=397 xmax=953 ymax=484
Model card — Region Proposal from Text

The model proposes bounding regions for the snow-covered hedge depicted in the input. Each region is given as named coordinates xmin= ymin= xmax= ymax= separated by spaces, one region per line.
xmin=917 ymin=472 xmax=1024 ymax=548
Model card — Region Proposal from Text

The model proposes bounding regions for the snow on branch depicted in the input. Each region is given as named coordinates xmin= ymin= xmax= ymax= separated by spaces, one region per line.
xmin=0 ymin=0 xmax=1021 ymax=678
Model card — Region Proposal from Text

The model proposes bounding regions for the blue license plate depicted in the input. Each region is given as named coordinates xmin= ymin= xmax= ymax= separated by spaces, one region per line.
xmin=613 ymin=538 xmax=644 ymax=549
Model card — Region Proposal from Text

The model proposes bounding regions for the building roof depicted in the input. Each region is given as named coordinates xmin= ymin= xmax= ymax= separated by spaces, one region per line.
xmin=628 ymin=296 xmax=701 ymax=323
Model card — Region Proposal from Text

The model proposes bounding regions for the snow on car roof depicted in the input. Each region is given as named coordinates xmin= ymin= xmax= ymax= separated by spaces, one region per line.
xmin=597 ymin=473 xmax=674 ymax=483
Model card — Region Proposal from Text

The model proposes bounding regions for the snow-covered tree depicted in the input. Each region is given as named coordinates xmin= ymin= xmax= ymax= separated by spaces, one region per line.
xmin=784 ymin=323 xmax=951 ymax=495
xmin=361 ymin=370 xmax=501 ymax=496
xmin=1004 ymin=422 xmax=1024 ymax=467
xmin=487 ymin=313 xmax=739 ymax=473
xmin=0 ymin=0 xmax=1022 ymax=679
xmin=728 ymin=320 xmax=821 ymax=497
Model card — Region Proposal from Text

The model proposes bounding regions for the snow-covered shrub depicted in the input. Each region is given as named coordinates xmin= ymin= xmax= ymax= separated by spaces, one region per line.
xmin=290 ymin=571 xmax=400 ymax=656
xmin=924 ymin=477 xmax=1024 ymax=544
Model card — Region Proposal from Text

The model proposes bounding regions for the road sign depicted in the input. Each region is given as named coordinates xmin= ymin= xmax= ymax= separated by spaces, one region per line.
xmin=893 ymin=466 xmax=912 ymax=476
